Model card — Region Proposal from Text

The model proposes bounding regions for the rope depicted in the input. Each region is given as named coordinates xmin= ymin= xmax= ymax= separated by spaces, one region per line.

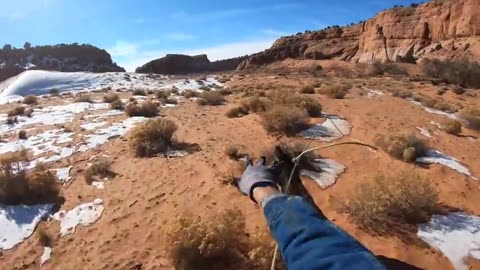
xmin=269 ymin=115 xmax=376 ymax=269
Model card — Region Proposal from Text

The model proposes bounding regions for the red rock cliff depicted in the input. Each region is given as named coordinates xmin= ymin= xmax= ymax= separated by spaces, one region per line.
xmin=238 ymin=0 xmax=480 ymax=69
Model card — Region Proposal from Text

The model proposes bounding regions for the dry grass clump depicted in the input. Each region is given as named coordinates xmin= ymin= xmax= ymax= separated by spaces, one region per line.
xmin=197 ymin=92 xmax=225 ymax=106
xmin=183 ymin=90 xmax=199 ymax=99
xmin=74 ymin=95 xmax=93 ymax=103
xmin=162 ymin=208 xmax=276 ymax=270
xmin=132 ymin=89 xmax=147 ymax=96
xmin=129 ymin=118 xmax=178 ymax=157
xmin=441 ymin=120 xmax=462 ymax=135
xmin=225 ymin=106 xmax=249 ymax=118
xmin=23 ymin=95 xmax=38 ymax=105
xmin=412 ymin=94 xmax=458 ymax=113
xmin=124 ymin=101 xmax=159 ymax=117
xmin=110 ymin=99 xmax=124 ymax=110
xmin=375 ymin=133 xmax=427 ymax=162
xmin=318 ymin=84 xmax=350 ymax=99
xmin=299 ymin=85 xmax=315 ymax=94
xmin=36 ymin=226 xmax=52 ymax=247
xmin=391 ymin=89 xmax=412 ymax=98
xmin=103 ymin=93 xmax=120 ymax=103
xmin=18 ymin=130 xmax=27 ymax=140
xmin=49 ymin=88 xmax=59 ymax=96
xmin=84 ymin=160 xmax=116 ymax=185
xmin=260 ymin=105 xmax=310 ymax=136
xmin=332 ymin=172 xmax=439 ymax=235
xmin=6 ymin=116 xmax=18 ymax=125
xmin=156 ymin=90 xmax=171 ymax=100
xmin=240 ymin=97 xmax=272 ymax=113
xmin=265 ymin=89 xmax=323 ymax=117
xmin=0 ymin=151 xmax=62 ymax=205
xmin=8 ymin=106 xmax=26 ymax=117
xmin=458 ymin=108 xmax=480 ymax=130
xmin=422 ymin=58 xmax=480 ymax=89
xmin=451 ymin=85 xmax=466 ymax=95
xmin=224 ymin=145 xmax=239 ymax=159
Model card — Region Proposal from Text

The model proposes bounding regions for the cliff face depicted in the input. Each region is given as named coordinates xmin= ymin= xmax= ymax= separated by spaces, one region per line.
xmin=238 ymin=0 xmax=480 ymax=69
xmin=0 ymin=43 xmax=125 ymax=82
xmin=135 ymin=54 xmax=248 ymax=74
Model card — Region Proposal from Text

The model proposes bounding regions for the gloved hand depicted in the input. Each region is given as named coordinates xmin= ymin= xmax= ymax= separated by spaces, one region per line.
xmin=239 ymin=157 xmax=278 ymax=202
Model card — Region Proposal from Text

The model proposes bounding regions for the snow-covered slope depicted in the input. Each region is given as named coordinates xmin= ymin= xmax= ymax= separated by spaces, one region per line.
xmin=0 ymin=70 xmax=167 ymax=102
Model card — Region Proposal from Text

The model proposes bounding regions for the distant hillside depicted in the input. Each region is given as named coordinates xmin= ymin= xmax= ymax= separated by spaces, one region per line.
xmin=0 ymin=43 xmax=125 ymax=82
xmin=135 ymin=54 xmax=248 ymax=74
xmin=238 ymin=0 xmax=480 ymax=69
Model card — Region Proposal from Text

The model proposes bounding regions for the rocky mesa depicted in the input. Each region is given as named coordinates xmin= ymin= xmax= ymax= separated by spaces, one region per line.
xmin=135 ymin=54 xmax=248 ymax=74
xmin=0 ymin=43 xmax=125 ymax=82
xmin=238 ymin=0 xmax=480 ymax=69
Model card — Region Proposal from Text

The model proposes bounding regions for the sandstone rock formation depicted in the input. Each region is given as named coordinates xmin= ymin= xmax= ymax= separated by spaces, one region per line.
xmin=238 ymin=0 xmax=480 ymax=69
xmin=135 ymin=54 xmax=248 ymax=74
xmin=0 ymin=43 xmax=125 ymax=82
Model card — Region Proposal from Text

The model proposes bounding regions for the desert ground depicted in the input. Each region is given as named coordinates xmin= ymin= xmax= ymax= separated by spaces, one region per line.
xmin=0 ymin=60 xmax=479 ymax=270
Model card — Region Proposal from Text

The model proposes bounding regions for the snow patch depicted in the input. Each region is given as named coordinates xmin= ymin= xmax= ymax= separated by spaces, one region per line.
xmin=80 ymin=121 xmax=108 ymax=131
xmin=53 ymin=166 xmax=72 ymax=184
xmin=300 ymin=159 xmax=346 ymax=189
xmin=417 ymin=149 xmax=473 ymax=177
xmin=366 ymin=89 xmax=384 ymax=98
xmin=40 ymin=246 xmax=52 ymax=267
xmin=0 ymin=204 xmax=53 ymax=249
xmin=91 ymin=181 xmax=105 ymax=190
xmin=409 ymin=99 xmax=459 ymax=120
xmin=53 ymin=199 xmax=104 ymax=236
xmin=416 ymin=127 xmax=432 ymax=138
xmin=418 ymin=213 xmax=480 ymax=270
xmin=300 ymin=116 xmax=352 ymax=142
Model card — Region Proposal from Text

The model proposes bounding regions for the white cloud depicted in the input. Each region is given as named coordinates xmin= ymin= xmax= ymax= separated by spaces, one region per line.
xmin=110 ymin=39 xmax=275 ymax=72
xmin=164 ymin=32 xmax=195 ymax=41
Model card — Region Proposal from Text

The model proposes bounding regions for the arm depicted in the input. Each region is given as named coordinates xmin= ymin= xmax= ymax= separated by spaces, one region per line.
xmin=254 ymin=186 xmax=385 ymax=270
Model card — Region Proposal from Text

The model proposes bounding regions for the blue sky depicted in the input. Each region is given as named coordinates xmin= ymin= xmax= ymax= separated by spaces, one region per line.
xmin=1 ymin=0 xmax=419 ymax=71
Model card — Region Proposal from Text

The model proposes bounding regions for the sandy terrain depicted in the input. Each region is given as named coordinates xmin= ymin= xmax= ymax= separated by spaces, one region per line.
xmin=1 ymin=61 xmax=480 ymax=270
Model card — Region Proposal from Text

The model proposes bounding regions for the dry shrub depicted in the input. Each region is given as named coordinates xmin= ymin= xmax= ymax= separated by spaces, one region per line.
xmin=391 ymin=89 xmax=412 ymax=98
xmin=84 ymin=160 xmax=116 ymax=185
xmin=224 ymin=145 xmax=239 ymax=159
xmin=412 ymin=94 xmax=458 ymax=112
xmin=110 ymin=99 xmax=124 ymax=110
xmin=451 ymin=85 xmax=466 ymax=95
xmin=6 ymin=116 xmax=18 ymax=125
xmin=225 ymin=106 xmax=248 ymax=118
xmin=375 ymin=133 xmax=427 ymax=162
xmin=299 ymin=86 xmax=315 ymax=94
xmin=25 ymin=108 xmax=33 ymax=117
xmin=18 ymin=130 xmax=27 ymax=140
xmin=165 ymin=98 xmax=178 ymax=105
xmin=36 ymin=226 xmax=52 ymax=247
xmin=103 ymin=93 xmax=120 ymax=103
xmin=74 ymin=95 xmax=93 ymax=103
xmin=218 ymin=89 xmax=232 ymax=96
xmin=197 ymin=92 xmax=225 ymax=106
xmin=332 ymin=172 xmax=439 ymax=235
xmin=156 ymin=90 xmax=171 ymax=100
xmin=124 ymin=101 xmax=159 ymax=117
xmin=432 ymin=101 xmax=458 ymax=113
xmin=240 ymin=97 xmax=272 ymax=113
xmin=260 ymin=105 xmax=310 ymax=136
xmin=49 ymin=88 xmax=59 ymax=96
xmin=0 ymin=151 xmax=62 ymax=205
xmin=132 ymin=89 xmax=147 ymax=96
xmin=441 ymin=120 xmax=462 ymax=135
xmin=458 ymin=108 xmax=480 ymax=130
xmin=318 ymin=85 xmax=350 ymax=99
xmin=162 ymin=208 xmax=276 ymax=270
xmin=422 ymin=58 xmax=480 ymax=89
xmin=372 ymin=62 xmax=408 ymax=76
xmin=129 ymin=118 xmax=178 ymax=157
xmin=265 ymin=89 xmax=322 ymax=117
xmin=23 ymin=95 xmax=37 ymax=105
xmin=183 ymin=90 xmax=199 ymax=99
xmin=8 ymin=106 xmax=26 ymax=117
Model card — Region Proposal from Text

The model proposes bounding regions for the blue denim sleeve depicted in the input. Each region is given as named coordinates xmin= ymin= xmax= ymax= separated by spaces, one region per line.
xmin=263 ymin=195 xmax=385 ymax=270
